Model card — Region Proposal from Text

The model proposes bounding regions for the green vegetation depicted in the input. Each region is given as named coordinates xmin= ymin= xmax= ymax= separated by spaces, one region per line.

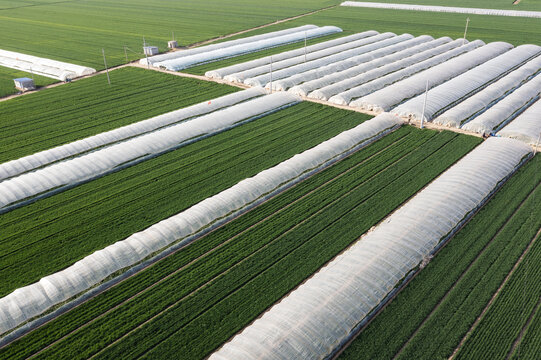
xmin=0 ymin=127 xmax=481 ymax=359
xmin=348 ymin=0 xmax=541 ymax=12
xmin=0 ymin=102 xmax=370 ymax=298
xmin=340 ymin=155 xmax=541 ymax=360
xmin=0 ymin=67 xmax=237 ymax=163
xmin=0 ymin=66 xmax=57 ymax=97
xmin=0 ymin=0 xmax=338 ymax=69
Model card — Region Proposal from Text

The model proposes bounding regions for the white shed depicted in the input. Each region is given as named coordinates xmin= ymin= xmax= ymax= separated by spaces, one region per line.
xmin=13 ymin=77 xmax=35 ymax=91
xmin=168 ymin=40 xmax=178 ymax=49
xmin=143 ymin=46 xmax=159 ymax=56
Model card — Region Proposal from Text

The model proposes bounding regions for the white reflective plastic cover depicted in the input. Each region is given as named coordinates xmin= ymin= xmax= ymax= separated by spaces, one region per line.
xmin=0 ymin=92 xmax=299 ymax=209
xmin=433 ymin=55 xmax=541 ymax=128
xmin=244 ymin=33 xmax=402 ymax=87
xmin=155 ymin=26 xmax=342 ymax=71
xmin=0 ymin=88 xmax=266 ymax=181
xmin=0 ymin=49 xmax=96 ymax=81
xmin=462 ymin=75 xmax=541 ymax=135
xmin=329 ymin=40 xmax=484 ymax=106
xmin=205 ymin=33 xmax=376 ymax=79
xmin=341 ymin=2 xmax=541 ymax=18
xmin=303 ymin=37 xmax=456 ymax=100
xmin=224 ymin=31 xmax=382 ymax=84
xmin=270 ymin=34 xmax=424 ymax=91
xmin=395 ymin=45 xmax=541 ymax=122
xmin=350 ymin=41 xmax=511 ymax=112
xmin=141 ymin=25 xmax=318 ymax=65
xmin=0 ymin=113 xmax=403 ymax=335
xmin=498 ymin=99 xmax=541 ymax=145
xmin=209 ymin=137 xmax=531 ymax=360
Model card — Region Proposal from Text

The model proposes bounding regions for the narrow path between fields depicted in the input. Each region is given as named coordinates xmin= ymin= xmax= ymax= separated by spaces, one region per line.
xmin=448 ymin=224 xmax=541 ymax=360
xmin=392 ymin=182 xmax=540 ymax=360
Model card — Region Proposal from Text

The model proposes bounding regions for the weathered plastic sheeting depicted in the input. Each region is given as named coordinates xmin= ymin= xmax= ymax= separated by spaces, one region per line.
xmin=433 ymin=56 xmax=541 ymax=128
xmin=395 ymin=45 xmax=541 ymax=123
xmin=341 ymin=1 xmax=541 ymax=18
xmin=0 ymin=93 xmax=299 ymax=209
xmin=0 ymin=113 xmax=403 ymax=336
xmin=140 ymin=25 xmax=318 ymax=66
xmin=155 ymin=26 xmax=342 ymax=71
xmin=462 ymin=75 xmax=541 ymax=135
xmin=0 ymin=88 xmax=266 ymax=182
xmin=498 ymin=99 xmax=541 ymax=145
xmin=0 ymin=49 xmax=96 ymax=81
xmin=271 ymin=34 xmax=426 ymax=91
xmin=205 ymin=33 xmax=375 ymax=79
xmin=303 ymin=37 xmax=456 ymax=100
xmin=224 ymin=31 xmax=381 ymax=83
xmin=244 ymin=33 xmax=402 ymax=87
xmin=209 ymin=137 xmax=531 ymax=360
xmin=330 ymin=40 xmax=484 ymax=106
xmin=350 ymin=42 xmax=512 ymax=113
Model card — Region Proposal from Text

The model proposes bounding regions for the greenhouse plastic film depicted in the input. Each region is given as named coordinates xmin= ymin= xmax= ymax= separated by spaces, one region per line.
xmin=270 ymin=34 xmax=423 ymax=91
xmin=497 ymin=99 xmax=541 ymax=145
xmin=329 ymin=40 xmax=484 ymax=106
xmin=462 ymin=75 xmax=541 ymax=135
xmin=0 ymin=92 xmax=299 ymax=209
xmin=205 ymin=33 xmax=375 ymax=79
xmin=302 ymin=37 xmax=456 ymax=100
xmin=154 ymin=26 xmax=342 ymax=71
xmin=350 ymin=41 xmax=512 ymax=112
xmin=0 ymin=113 xmax=403 ymax=335
xmin=243 ymin=33 xmax=402 ymax=87
xmin=140 ymin=25 xmax=318 ymax=66
xmin=0 ymin=49 xmax=95 ymax=81
xmin=433 ymin=56 xmax=541 ymax=128
xmin=209 ymin=137 xmax=531 ymax=360
xmin=341 ymin=2 xmax=541 ymax=18
xmin=224 ymin=31 xmax=381 ymax=83
xmin=395 ymin=45 xmax=541 ymax=123
xmin=0 ymin=88 xmax=266 ymax=181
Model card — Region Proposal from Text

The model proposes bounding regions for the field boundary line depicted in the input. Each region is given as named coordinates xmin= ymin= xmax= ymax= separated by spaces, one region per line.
xmin=506 ymin=295 xmax=541 ymax=359
xmin=449 ymin=225 xmax=541 ymax=360
xmin=392 ymin=181 xmax=540 ymax=360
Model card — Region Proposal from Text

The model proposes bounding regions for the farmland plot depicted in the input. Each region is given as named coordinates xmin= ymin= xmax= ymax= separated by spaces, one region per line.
xmin=0 ymin=127 xmax=481 ymax=359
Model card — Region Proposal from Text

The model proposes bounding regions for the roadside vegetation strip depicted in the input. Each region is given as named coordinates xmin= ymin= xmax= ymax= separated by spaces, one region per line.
xmin=0 ymin=67 xmax=238 ymax=164
xmin=0 ymin=125 xmax=415 ymax=358
xmin=338 ymin=154 xmax=541 ymax=360
xmin=454 ymin=230 xmax=541 ymax=360
xmin=1 ymin=129 xmax=480 ymax=360
xmin=0 ymin=103 xmax=369 ymax=300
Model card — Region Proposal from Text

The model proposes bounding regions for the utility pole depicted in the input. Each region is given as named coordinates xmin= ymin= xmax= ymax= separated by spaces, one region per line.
xmin=463 ymin=17 xmax=470 ymax=45
xmin=30 ymin=66 xmax=34 ymax=81
xmin=420 ymin=79 xmax=429 ymax=129
xmin=124 ymin=45 xmax=128 ymax=64
xmin=102 ymin=48 xmax=111 ymax=85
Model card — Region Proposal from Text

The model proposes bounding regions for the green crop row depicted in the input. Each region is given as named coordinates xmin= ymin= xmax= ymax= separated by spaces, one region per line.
xmin=0 ymin=102 xmax=371 ymax=298
xmin=340 ymin=154 xmax=541 ymax=360
xmin=0 ymin=67 xmax=238 ymax=163
xmin=0 ymin=129 xmax=481 ymax=359
xmin=509 ymin=293 xmax=541 ymax=360
xmin=455 ymin=233 xmax=541 ymax=359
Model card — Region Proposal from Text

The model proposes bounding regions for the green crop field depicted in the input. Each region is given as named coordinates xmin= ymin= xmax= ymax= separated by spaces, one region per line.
xmin=0 ymin=0 xmax=339 ymax=69
xmin=339 ymin=154 xmax=541 ymax=360
xmin=0 ymin=67 xmax=238 ymax=163
xmin=0 ymin=102 xmax=371 ymax=299
xmin=0 ymin=126 xmax=481 ymax=359
xmin=0 ymin=67 xmax=57 ymax=97
xmin=348 ymin=0 xmax=541 ymax=11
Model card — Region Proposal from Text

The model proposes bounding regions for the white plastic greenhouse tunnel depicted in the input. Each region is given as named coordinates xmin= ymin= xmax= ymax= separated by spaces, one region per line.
xmin=328 ymin=40 xmax=484 ymax=106
xmin=0 ymin=92 xmax=300 ymax=210
xmin=497 ymin=99 xmax=541 ymax=146
xmin=0 ymin=113 xmax=404 ymax=336
xmin=0 ymin=88 xmax=266 ymax=181
xmin=462 ymin=74 xmax=541 ymax=135
xmin=208 ymin=137 xmax=532 ymax=360
xmin=0 ymin=49 xmax=96 ymax=81
xmin=394 ymin=45 xmax=541 ymax=123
